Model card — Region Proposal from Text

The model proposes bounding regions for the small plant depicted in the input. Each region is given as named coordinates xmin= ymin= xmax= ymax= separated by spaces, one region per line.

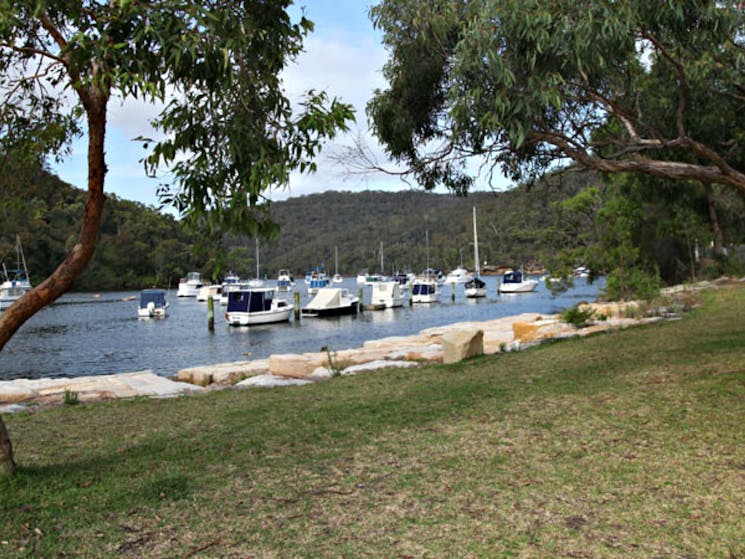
xmin=561 ymin=304 xmax=596 ymax=329
xmin=63 ymin=389 xmax=79 ymax=405
xmin=499 ymin=342 xmax=508 ymax=353
xmin=321 ymin=346 xmax=343 ymax=377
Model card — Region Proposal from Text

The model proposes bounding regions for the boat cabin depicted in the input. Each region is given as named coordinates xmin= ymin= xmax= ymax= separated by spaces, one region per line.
xmin=502 ymin=271 xmax=525 ymax=284
xmin=412 ymin=282 xmax=437 ymax=296
xmin=227 ymin=289 xmax=275 ymax=313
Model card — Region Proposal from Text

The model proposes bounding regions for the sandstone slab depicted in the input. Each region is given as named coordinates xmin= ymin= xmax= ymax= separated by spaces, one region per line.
xmin=442 ymin=329 xmax=484 ymax=364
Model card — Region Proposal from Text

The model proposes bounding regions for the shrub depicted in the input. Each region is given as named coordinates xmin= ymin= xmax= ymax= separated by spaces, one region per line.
xmin=561 ymin=305 xmax=596 ymax=329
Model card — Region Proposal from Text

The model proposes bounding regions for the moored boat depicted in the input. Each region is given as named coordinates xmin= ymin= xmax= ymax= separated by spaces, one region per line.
xmin=301 ymin=287 xmax=359 ymax=317
xmin=138 ymin=289 xmax=168 ymax=318
xmin=197 ymin=284 xmax=222 ymax=302
xmin=308 ymin=269 xmax=330 ymax=294
xmin=370 ymin=281 xmax=405 ymax=308
xmin=225 ymin=287 xmax=292 ymax=326
xmin=0 ymin=235 xmax=32 ymax=311
xmin=411 ymin=275 xmax=440 ymax=303
xmin=177 ymin=272 xmax=203 ymax=297
xmin=276 ymin=269 xmax=295 ymax=292
xmin=498 ymin=270 xmax=538 ymax=293
xmin=465 ymin=207 xmax=487 ymax=298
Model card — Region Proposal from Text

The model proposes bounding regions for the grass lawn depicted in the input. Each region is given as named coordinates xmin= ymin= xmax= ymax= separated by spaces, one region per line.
xmin=1 ymin=285 xmax=744 ymax=558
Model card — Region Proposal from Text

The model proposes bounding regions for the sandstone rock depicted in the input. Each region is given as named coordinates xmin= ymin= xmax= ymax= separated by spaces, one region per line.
xmin=341 ymin=360 xmax=420 ymax=375
xmin=237 ymin=374 xmax=313 ymax=388
xmin=0 ymin=384 xmax=35 ymax=404
xmin=308 ymin=367 xmax=334 ymax=381
xmin=512 ymin=321 xmax=540 ymax=342
xmin=268 ymin=353 xmax=327 ymax=379
xmin=176 ymin=360 xmax=270 ymax=386
xmin=442 ymin=329 xmax=484 ymax=364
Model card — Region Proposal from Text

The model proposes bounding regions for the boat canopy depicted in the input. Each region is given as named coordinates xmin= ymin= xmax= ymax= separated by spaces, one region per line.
xmin=140 ymin=289 xmax=166 ymax=307
xmin=503 ymin=271 xmax=524 ymax=284
xmin=227 ymin=289 xmax=274 ymax=313
xmin=465 ymin=277 xmax=486 ymax=289
xmin=412 ymin=283 xmax=436 ymax=295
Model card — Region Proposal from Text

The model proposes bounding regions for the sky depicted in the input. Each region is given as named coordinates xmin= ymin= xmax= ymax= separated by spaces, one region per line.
xmin=49 ymin=1 xmax=508 ymax=210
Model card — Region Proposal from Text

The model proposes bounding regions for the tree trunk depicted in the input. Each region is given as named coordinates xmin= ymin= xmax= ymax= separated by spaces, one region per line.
xmin=0 ymin=89 xmax=109 ymax=475
xmin=704 ymin=182 xmax=725 ymax=259
xmin=0 ymin=415 xmax=15 ymax=478
xmin=0 ymin=94 xmax=108 ymax=351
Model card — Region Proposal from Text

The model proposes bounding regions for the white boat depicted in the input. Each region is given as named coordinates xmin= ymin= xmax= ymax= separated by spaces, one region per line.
xmin=445 ymin=266 xmax=471 ymax=285
xmin=411 ymin=276 xmax=439 ymax=303
xmin=445 ymin=249 xmax=471 ymax=284
xmin=0 ymin=235 xmax=32 ymax=310
xmin=220 ymin=281 xmax=251 ymax=305
xmin=411 ymin=229 xmax=440 ymax=303
xmin=276 ymin=269 xmax=295 ymax=292
xmin=301 ymin=287 xmax=359 ymax=317
xmin=177 ymin=272 xmax=203 ymax=297
xmin=370 ymin=281 xmax=405 ymax=308
xmin=225 ymin=287 xmax=292 ymax=325
xmin=499 ymin=270 xmax=538 ymax=293
xmin=138 ymin=289 xmax=168 ymax=318
xmin=364 ymin=242 xmax=387 ymax=284
xmin=465 ymin=207 xmax=487 ymax=298
xmin=197 ymin=284 xmax=222 ymax=302
xmin=308 ymin=269 xmax=330 ymax=294
xmin=332 ymin=247 xmax=344 ymax=283
xmin=356 ymin=271 xmax=368 ymax=285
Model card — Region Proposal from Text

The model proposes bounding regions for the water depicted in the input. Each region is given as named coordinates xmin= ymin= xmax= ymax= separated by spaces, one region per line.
xmin=0 ymin=276 xmax=602 ymax=381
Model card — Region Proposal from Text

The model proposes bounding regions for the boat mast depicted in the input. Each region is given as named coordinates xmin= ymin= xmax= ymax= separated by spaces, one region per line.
xmin=472 ymin=207 xmax=480 ymax=277
xmin=17 ymin=235 xmax=28 ymax=276
xmin=255 ymin=238 xmax=260 ymax=279
xmin=379 ymin=241 xmax=384 ymax=275
xmin=335 ymin=246 xmax=339 ymax=275
xmin=425 ymin=229 xmax=430 ymax=275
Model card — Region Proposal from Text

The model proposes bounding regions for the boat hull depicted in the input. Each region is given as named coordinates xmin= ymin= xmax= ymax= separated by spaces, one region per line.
xmin=226 ymin=308 xmax=292 ymax=326
xmin=301 ymin=303 xmax=358 ymax=317
xmin=499 ymin=281 xmax=538 ymax=293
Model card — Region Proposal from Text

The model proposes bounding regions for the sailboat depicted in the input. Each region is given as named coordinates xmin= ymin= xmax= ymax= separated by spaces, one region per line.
xmin=248 ymin=238 xmax=264 ymax=287
xmin=412 ymin=229 xmax=440 ymax=303
xmin=364 ymin=241 xmax=386 ymax=284
xmin=332 ymin=246 xmax=343 ymax=283
xmin=0 ymin=235 xmax=33 ymax=311
xmin=465 ymin=207 xmax=487 ymax=298
xmin=445 ymin=248 xmax=470 ymax=284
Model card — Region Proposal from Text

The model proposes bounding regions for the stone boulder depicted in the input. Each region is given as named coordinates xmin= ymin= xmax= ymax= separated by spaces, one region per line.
xmin=176 ymin=359 xmax=270 ymax=386
xmin=441 ymin=329 xmax=484 ymax=364
xmin=268 ymin=352 xmax=328 ymax=379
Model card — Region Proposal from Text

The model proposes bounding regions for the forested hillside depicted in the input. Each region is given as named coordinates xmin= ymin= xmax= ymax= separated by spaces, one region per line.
xmin=0 ymin=167 xmax=200 ymax=290
xmin=1 ymin=166 xmax=596 ymax=289
xmin=3 ymin=164 xmax=743 ymax=291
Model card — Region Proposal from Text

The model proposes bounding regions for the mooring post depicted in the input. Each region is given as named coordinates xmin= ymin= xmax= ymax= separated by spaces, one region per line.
xmin=451 ymin=281 xmax=456 ymax=301
xmin=294 ymin=291 xmax=301 ymax=320
xmin=207 ymin=296 xmax=215 ymax=331
xmin=358 ymin=287 xmax=364 ymax=312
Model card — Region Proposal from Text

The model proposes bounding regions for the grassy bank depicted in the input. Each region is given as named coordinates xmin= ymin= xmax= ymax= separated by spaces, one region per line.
xmin=1 ymin=286 xmax=744 ymax=558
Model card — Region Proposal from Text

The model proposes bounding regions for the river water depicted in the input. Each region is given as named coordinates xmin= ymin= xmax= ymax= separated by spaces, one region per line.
xmin=0 ymin=276 xmax=602 ymax=381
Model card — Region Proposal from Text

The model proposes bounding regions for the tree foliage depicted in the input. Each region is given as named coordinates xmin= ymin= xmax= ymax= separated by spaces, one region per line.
xmin=0 ymin=0 xmax=353 ymax=475
xmin=368 ymin=0 xmax=745 ymax=195
xmin=0 ymin=0 xmax=353 ymax=347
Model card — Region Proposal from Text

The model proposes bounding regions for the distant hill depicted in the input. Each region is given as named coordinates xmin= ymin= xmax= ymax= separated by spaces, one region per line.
xmin=254 ymin=170 xmax=598 ymax=277
xmin=1 ymin=164 xmax=599 ymax=289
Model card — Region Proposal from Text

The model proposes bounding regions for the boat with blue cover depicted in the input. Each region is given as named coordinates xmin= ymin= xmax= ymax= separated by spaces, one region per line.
xmin=225 ymin=288 xmax=292 ymax=326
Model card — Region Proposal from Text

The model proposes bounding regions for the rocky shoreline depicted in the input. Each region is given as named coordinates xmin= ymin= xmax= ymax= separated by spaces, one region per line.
xmin=2 ymin=279 xmax=726 ymax=413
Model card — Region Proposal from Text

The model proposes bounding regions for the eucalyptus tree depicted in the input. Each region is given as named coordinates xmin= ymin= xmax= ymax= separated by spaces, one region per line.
xmin=367 ymin=0 xmax=745 ymax=194
xmin=0 ymin=0 xmax=353 ymax=476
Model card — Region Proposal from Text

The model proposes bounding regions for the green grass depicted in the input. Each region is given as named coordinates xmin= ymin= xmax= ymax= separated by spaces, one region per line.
xmin=1 ymin=286 xmax=744 ymax=558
